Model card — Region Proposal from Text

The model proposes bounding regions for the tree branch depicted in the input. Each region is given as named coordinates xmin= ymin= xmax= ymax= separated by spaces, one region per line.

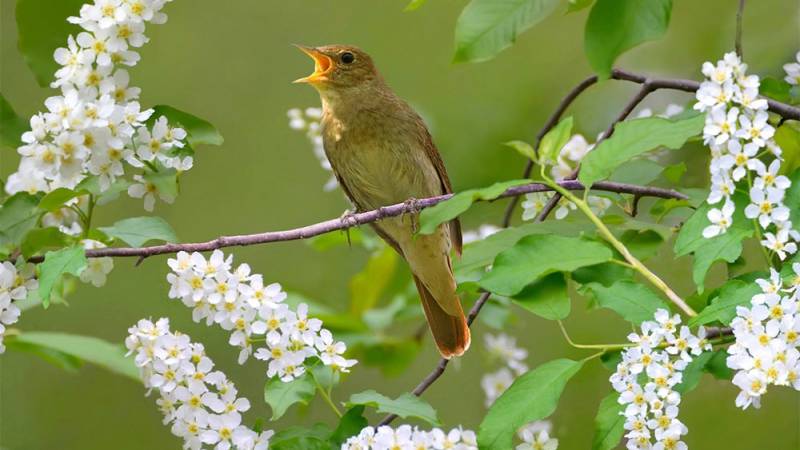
xmin=24 ymin=180 xmax=685 ymax=263
xmin=736 ymin=0 xmax=746 ymax=58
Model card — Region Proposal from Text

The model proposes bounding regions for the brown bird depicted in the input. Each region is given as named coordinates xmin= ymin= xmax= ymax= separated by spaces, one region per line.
xmin=294 ymin=45 xmax=470 ymax=358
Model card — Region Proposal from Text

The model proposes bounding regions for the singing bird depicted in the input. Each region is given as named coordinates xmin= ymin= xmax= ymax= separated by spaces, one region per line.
xmin=294 ymin=45 xmax=470 ymax=358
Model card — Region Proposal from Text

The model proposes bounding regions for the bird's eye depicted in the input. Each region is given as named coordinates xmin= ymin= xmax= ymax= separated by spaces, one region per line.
xmin=341 ymin=52 xmax=355 ymax=64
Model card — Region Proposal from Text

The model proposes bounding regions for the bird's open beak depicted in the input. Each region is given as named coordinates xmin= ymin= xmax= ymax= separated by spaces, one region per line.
xmin=293 ymin=45 xmax=333 ymax=84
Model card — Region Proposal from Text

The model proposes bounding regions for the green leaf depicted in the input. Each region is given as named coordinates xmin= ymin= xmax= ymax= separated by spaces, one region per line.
xmin=330 ymin=406 xmax=368 ymax=446
xmin=620 ymin=229 xmax=663 ymax=261
xmin=38 ymin=187 xmax=87 ymax=212
xmin=539 ymin=117 xmax=574 ymax=164
xmin=688 ymin=280 xmax=760 ymax=327
xmin=4 ymin=337 xmax=83 ymax=372
xmin=349 ymin=246 xmax=398 ymax=314
xmin=453 ymin=0 xmax=561 ymax=63
xmin=592 ymin=392 xmax=624 ymax=450
xmin=150 ymin=105 xmax=223 ymax=149
xmin=74 ymin=176 xmax=130 ymax=206
xmin=143 ymin=169 xmax=179 ymax=199
xmin=572 ymin=262 xmax=633 ymax=287
xmin=269 ymin=424 xmax=331 ymax=450
xmin=568 ymin=0 xmax=595 ymax=13
xmin=418 ymin=179 xmax=529 ymax=235
xmin=0 ymin=193 xmax=42 ymax=247
xmin=404 ymin=0 xmax=428 ymax=12
xmin=347 ymin=390 xmax=440 ymax=426
xmin=776 ymin=122 xmax=800 ymax=176
xmin=512 ymin=272 xmax=570 ymax=320
xmin=609 ymin=158 xmax=664 ymax=185
xmin=21 ymin=227 xmax=71 ymax=258
xmin=16 ymin=0 xmax=84 ymax=86
xmin=480 ymin=235 xmax=613 ymax=296
xmin=98 ymin=216 xmax=178 ymax=247
xmin=579 ymin=114 xmax=704 ymax=187
xmin=690 ymin=228 xmax=752 ymax=290
xmin=704 ymin=349 xmax=733 ymax=380
xmin=37 ymin=246 xmax=87 ymax=308
xmin=581 ymin=280 xmax=669 ymax=324
xmin=760 ymin=77 xmax=793 ymax=103
xmin=0 ymin=92 xmax=28 ymax=149
xmin=478 ymin=359 xmax=584 ymax=449
xmin=662 ymin=161 xmax=688 ymax=184
xmin=309 ymin=363 xmax=340 ymax=392
xmin=263 ymin=373 xmax=316 ymax=420
xmin=675 ymin=351 xmax=714 ymax=394
xmin=8 ymin=331 xmax=139 ymax=380
xmin=505 ymin=140 xmax=537 ymax=161
xmin=584 ymin=0 xmax=673 ymax=79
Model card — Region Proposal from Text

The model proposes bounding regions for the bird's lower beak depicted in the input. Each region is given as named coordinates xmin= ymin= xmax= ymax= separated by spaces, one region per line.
xmin=293 ymin=45 xmax=333 ymax=84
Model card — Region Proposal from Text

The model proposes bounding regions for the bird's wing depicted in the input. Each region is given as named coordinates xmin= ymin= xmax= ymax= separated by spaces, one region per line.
xmin=417 ymin=123 xmax=463 ymax=256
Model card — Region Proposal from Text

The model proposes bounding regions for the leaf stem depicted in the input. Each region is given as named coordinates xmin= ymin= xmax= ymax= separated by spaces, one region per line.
xmin=82 ymin=194 xmax=96 ymax=239
xmin=545 ymin=178 xmax=698 ymax=317
xmin=310 ymin=371 xmax=342 ymax=418
xmin=557 ymin=320 xmax=634 ymax=351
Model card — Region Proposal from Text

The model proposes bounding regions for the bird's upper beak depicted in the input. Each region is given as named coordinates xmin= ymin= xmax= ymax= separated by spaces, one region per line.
xmin=293 ymin=45 xmax=333 ymax=84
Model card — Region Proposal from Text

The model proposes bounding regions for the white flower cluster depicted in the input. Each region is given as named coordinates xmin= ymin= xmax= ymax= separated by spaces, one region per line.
xmin=784 ymin=51 xmax=800 ymax=86
xmin=5 ymin=0 xmax=191 ymax=216
xmin=288 ymin=107 xmax=338 ymax=191
xmin=341 ymin=425 xmax=477 ymax=450
xmin=125 ymin=318 xmax=273 ymax=450
xmin=726 ymin=267 xmax=800 ymax=409
xmin=480 ymin=333 xmax=529 ymax=407
xmin=0 ymin=261 xmax=38 ymax=354
xmin=166 ymin=250 xmax=356 ymax=381
xmin=694 ymin=52 xmax=799 ymax=259
xmin=610 ymin=309 xmax=711 ymax=450
xmin=79 ymin=239 xmax=114 ymax=287
xmin=515 ymin=421 xmax=558 ymax=450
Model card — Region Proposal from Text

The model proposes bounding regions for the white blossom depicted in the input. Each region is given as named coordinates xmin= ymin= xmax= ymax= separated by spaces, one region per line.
xmin=287 ymin=107 xmax=337 ymax=191
xmin=342 ymin=425 xmax=477 ymax=450
xmin=0 ymin=261 xmax=38 ymax=353
xmin=783 ymin=51 xmax=800 ymax=85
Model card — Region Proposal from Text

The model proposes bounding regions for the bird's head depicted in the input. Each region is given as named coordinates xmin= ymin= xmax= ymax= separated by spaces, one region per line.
xmin=293 ymin=45 xmax=383 ymax=94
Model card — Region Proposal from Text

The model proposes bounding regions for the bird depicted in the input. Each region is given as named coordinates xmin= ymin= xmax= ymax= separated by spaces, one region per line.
xmin=294 ymin=44 xmax=470 ymax=358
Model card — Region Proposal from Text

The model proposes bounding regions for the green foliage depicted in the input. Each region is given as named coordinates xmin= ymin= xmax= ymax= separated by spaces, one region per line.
xmin=21 ymin=227 xmax=71 ymax=258
xmin=776 ymin=122 xmax=800 ymax=176
xmin=37 ymin=245 xmax=87 ymax=308
xmin=149 ymin=105 xmax=224 ymax=151
xmin=572 ymin=262 xmax=633 ymax=287
xmin=418 ymin=179 xmax=529 ymax=235
xmin=404 ymin=0 xmax=428 ymax=12
xmin=675 ymin=351 xmax=715 ymax=394
xmin=264 ymin=374 xmax=316 ymax=420
xmin=38 ymin=188 xmax=87 ymax=212
xmin=609 ymin=158 xmax=665 ymax=185
xmin=0 ymin=192 xmax=42 ymax=249
xmin=478 ymin=359 xmax=584 ymax=449
xmin=584 ymin=0 xmax=673 ymax=79
xmin=581 ymin=280 xmax=669 ymax=324
xmin=760 ymin=77 xmax=799 ymax=104
xmin=578 ymin=114 xmax=704 ymax=187
xmin=349 ymin=246 xmax=398 ymax=314
xmin=512 ymin=272 xmax=570 ymax=320
xmin=704 ymin=349 xmax=734 ymax=380
xmin=15 ymin=0 xmax=84 ymax=86
xmin=480 ymin=234 xmax=613 ymax=296
xmin=592 ymin=392 xmax=624 ymax=450
xmin=504 ymin=140 xmax=537 ymax=161
xmin=144 ymin=169 xmax=180 ymax=199
xmin=540 ymin=117 xmax=574 ymax=164
xmin=74 ymin=176 xmax=131 ymax=206
xmin=567 ymin=0 xmax=595 ymax=13
xmin=0 ymin=92 xmax=28 ymax=149
xmin=620 ymin=229 xmax=664 ymax=261
xmin=689 ymin=279 xmax=760 ymax=327
xmin=7 ymin=331 xmax=139 ymax=380
xmin=98 ymin=216 xmax=178 ymax=247
xmin=269 ymin=424 xmax=332 ymax=450
xmin=329 ymin=407 xmax=368 ymax=446
xmin=347 ymin=390 xmax=440 ymax=426
xmin=453 ymin=0 xmax=560 ymax=63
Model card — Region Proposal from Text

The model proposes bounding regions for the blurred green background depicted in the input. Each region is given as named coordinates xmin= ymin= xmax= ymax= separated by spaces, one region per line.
xmin=1 ymin=0 xmax=799 ymax=449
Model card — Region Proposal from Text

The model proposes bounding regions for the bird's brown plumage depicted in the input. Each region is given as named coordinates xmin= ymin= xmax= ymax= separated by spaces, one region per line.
xmin=295 ymin=44 xmax=469 ymax=358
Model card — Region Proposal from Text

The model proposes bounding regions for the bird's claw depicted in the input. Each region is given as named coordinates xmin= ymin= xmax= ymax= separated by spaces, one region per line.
xmin=402 ymin=197 xmax=422 ymax=233
xmin=339 ymin=209 xmax=358 ymax=247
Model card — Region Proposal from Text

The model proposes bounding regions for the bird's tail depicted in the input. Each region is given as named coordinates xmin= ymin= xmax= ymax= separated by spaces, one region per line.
xmin=412 ymin=275 xmax=471 ymax=359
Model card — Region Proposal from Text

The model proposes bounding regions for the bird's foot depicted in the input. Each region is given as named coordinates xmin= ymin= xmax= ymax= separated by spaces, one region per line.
xmin=402 ymin=197 xmax=422 ymax=233
xmin=339 ymin=208 xmax=359 ymax=247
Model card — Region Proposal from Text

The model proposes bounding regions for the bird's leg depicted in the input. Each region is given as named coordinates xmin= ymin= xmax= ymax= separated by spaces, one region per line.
xmin=402 ymin=197 xmax=422 ymax=233
xmin=339 ymin=208 xmax=359 ymax=247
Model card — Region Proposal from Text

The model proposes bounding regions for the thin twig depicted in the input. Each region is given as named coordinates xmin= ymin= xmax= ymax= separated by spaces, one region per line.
xmin=501 ymin=75 xmax=599 ymax=227
xmin=736 ymin=0 xmax=746 ymax=58
xmin=23 ymin=180 xmax=685 ymax=263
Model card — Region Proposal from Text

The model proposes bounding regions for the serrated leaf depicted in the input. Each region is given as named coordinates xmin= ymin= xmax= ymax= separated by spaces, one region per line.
xmin=478 ymin=359 xmax=584 ymax=450
xmin=581 ymin=280 xmax=669 ymax=324
xmin=149 ymin=105 xmax=223 ymax=148
xmin=512 ymin=272 xmax=570 ymax=320
xmin=480 ymin=234 xmax=613 ymax=296
xmin=263 ymin=374 xmax=316 ymax=420
xmin=0 ymin=193 xmax=42 ymax=247
xmin=268 ymin=424 xmax=331 ymax=450
xmin=688 ymin=279 xmax=760 ymax=327
xmin=579 ymin=114 xmax=704 ymax=187
xmin=38 ymin=187 xmax=87 ymax=212
xmin=1 ymin=92 xmax=28 ymax=149
xmin=592 ymin=392 xmax=624 ymax=450
xmin=347 ymin=390 xmax=440 ymax=426
xmin=505 ymin=140 xmax=537 ymax=161
xmin=584 ymin=0 xmax=673 ymax=79
xmin=16 ymin=0 xmax=85 ymax=86
xmin=609 ymin=158 xmax=664 ymax=185
xmin=37 ymin=245 xmax=87 ymax=308
xmin=349 ymin=246 xmax=397 ymax=314
xmin=453 ymin=0 xmax=561 ymax=63
xmin=539 ymin=116 xmax=574 ymax=164
xmin=21 ymin=227 xmax=71 ymax=258
xmin=330 ymin=406 xmax=368 ymax=446
xmin=418 ymin=179 xmax=529 ymax=235
xmin=8 ymin=331 xmax=138 ymax=379
xmin=98 ymin=216 xmax=177 ymax=247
